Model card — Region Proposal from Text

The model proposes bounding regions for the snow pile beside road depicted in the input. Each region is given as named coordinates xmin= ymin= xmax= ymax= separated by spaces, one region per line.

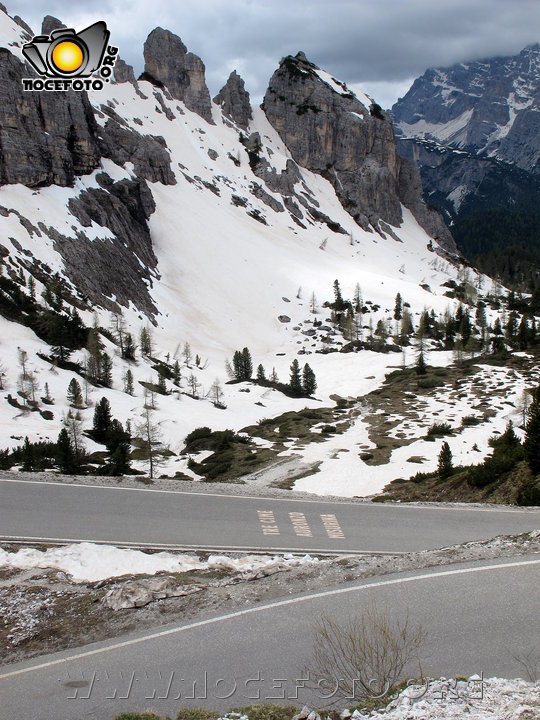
xmin=354 ymin=675 xmax=539 ymax=719
xmin=0 ymin=542 xmax=317 ymax=582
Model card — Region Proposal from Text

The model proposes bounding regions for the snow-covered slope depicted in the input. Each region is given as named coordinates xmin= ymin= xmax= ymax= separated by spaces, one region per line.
xmin=1 ymin=7 xmax=524 ymax=498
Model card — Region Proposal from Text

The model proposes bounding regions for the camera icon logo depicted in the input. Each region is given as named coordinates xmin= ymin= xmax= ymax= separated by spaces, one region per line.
xmin=23 ymin=21 xmax=110 ymax=78
xmin=21 ymin=21 xmax=118 ymax=91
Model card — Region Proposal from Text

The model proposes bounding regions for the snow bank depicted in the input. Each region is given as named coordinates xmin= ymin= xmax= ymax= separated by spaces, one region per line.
xmin=0 ymin=542 xmax=318 ymax=582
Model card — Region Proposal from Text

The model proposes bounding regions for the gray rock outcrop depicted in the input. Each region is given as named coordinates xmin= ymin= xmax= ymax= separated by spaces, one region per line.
xmin=263 ymin=52 xmax=403 ymax=230
xmin=57 ymin=175 xmax=160 ymax=316
xmin=99 ymin=118 xmax=176 ymax=185
xmin=113 ymin=57 xmax=137 ymax=84
xmin=140 ymin=27 xmax=214 ymax=124
xmin=213 ymin=70 xmax=252 ymax=129
xmin=41 ymin=15 xmax=65 ymax=35
xmin=101 ymin=576 xmax=203 ymax=610
xmin=0 ymin=48 xmax=101 ymax=186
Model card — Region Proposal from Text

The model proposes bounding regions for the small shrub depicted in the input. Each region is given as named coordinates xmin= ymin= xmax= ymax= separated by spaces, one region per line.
xmin=461 ymin=415 xmax=482 ymax=427
xmin=426 ymin=422 xmax=453 ymax=438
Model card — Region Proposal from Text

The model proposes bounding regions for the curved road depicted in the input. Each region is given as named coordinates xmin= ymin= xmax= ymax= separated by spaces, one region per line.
xmin=0 ymin=558 xmax=539 ymax=720
xmin=1 ymin=478 xmax=539 ymax=554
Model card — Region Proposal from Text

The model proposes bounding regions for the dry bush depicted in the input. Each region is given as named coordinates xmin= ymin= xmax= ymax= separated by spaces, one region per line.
xmin=306 ymin=605 xmax=425 ymax=705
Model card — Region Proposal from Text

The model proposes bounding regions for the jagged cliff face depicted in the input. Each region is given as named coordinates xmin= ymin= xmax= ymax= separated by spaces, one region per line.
xmin=263 ymin=52 xmax=401 ymax=230
xmin=213 ymin=70 xmax=252 ymax=130
xmin=262 ymin=52 xmax=455 ymax=250
xmin=141 ymin=27 xmax=213 ymax=124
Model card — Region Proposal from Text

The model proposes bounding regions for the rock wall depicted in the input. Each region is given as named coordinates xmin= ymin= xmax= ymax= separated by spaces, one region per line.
xmin=141 ymin=27 xmax=214 ymax=124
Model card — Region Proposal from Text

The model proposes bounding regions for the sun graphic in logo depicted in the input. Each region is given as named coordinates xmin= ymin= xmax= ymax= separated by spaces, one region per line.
xmin=51 ymin=41 xmax=84 ymax=73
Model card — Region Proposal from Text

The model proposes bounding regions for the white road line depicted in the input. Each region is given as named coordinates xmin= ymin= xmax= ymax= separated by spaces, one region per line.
xmin=321 ymin=513 xmax=345 ymax=539
xmin=0 ymin=558 xmax=538 ymax=681
xmin=289 ymin=512 xmax=312 ymax=537
xmin=0 ymin=535 xmax=407 ymax=556
xmin=1 ymin=477 xmax=538 ymax=513
xmin=257 ymin=510 xmax=280 ymax=535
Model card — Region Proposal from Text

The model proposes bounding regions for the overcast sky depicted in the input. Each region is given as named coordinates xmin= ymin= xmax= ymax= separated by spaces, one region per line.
xmin=6 ymin=0 xmax=540 ymax=108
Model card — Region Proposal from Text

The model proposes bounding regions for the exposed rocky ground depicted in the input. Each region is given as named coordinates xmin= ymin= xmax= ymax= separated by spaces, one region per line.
xmin=1 ymin=531 xmax=538 ymax=667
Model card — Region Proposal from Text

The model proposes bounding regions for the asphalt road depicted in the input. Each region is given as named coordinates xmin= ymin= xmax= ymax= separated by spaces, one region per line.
xmin=1 ymin=557 xmax=539 ymax=720
xmin=1 ymin=478 xmax=539 ymax=554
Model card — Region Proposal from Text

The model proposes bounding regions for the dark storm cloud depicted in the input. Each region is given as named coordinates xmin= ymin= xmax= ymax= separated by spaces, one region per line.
xmin=5 ymin=0 xmax=540 ymax=107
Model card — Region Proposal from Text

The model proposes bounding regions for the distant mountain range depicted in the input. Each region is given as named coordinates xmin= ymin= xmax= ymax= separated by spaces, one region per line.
xmin=392 ymin=44 xmax=540 ymax=287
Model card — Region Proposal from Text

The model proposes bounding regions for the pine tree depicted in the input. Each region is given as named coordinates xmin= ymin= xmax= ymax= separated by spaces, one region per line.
xmin=157 ymin=368 xmax=167 ymax=394
xmin=270 ymin=367 xmax=279 ymax=383
xmin=438 ymin=441 xmax=453 ymax=479
xmin=475 ymin=301 xmax=487 ymax=328
xmin=394 ymin=293 xmax=403 ymax=321
xmin=302 ymin=364 xmax=317 ymax=396
xmin=92 ymin=397 xmax=112 ymax=443
xmin=123 ymin=333 xmax=136 ymax=361
xmin=415 ymin=344 xmax=427 ymax=375
xmin=67 ymin=378 xmax=83 ymax=408
xmin=123 ymin=368 xmax=134 ymax=396
xmin=100 ymin=352 xmax=113 ymax=388
xmin=518 ymin=316 xmax=530 ymax=350
xmin=333 ymin=279 xmax=345 ymax=310
xmin=140 ymin=326 xmax=152 ymax=357
xmin=289 ymin=359 xmax=302 ymax=396
xmin=86 ymin=327 xmax=104 ymax=384
xmin=42 ymin=382 xmax=54 ymax=404
xmin=524 ymin=385 xmax=540 ymax=474
xmin=27 ymin=275 xmax=36 ymax=300
xmin=56 ymin=428 xmax=77 ymax=474
xmin=505 ymin=311 xmax=519 ymax=345
xmin=241 ymin=347 xmax=253 ymax=380
xmin=173 ymin=360 xmax=181 ymax=386
xmin=256 ymin=364 xmax=266 ymax=382
xmin=105 ymin=419 xmax=131 ymax=475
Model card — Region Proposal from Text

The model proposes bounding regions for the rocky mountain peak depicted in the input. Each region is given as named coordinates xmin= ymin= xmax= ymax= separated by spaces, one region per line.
xmin=392 ymin=44 xmax=540 ymax=175
xmin=140 ymin=27 xmax=214 ymax=124
xmin=41 ymin=15 xmax=65 ymax=35
xmin=262 ymin=51 xmax=454 ymax=251
xmin=213 ymin=70 xmax=252 ymax=129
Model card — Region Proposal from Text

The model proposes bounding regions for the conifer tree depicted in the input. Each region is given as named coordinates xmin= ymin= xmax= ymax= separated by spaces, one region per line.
xmin=157 ymin=368 xmax=167 ymax=394
xmin=241 ymin=347 xmax=253 ymax=379
xmin=256 ymin=364 xmax=266 ymax=382
xmin=123 ymin=333 xmax=136 ymax=361
xmin=67 ymin=378 xmax=83 ymax=408
xmin=173 ymin=360 xmax=181 ymax=386
xmin=100 ymin=352 xmax=113 ymax=388
xmin=415 ymin=344 xmax=427 ymax=375
xmin=438 ymin=441 xmax=453 ymax=479
xmin=270 ymin=367 xmax=279 ymax=383
xmin=394 ymin=293 xmax=403 ymax=321
xmin=140 ymin=326 xmax=152 ymax=357
xmin=524 ymin=385 xmax=540 ymax=474
xmin=56 ymin=428 xmax=77 ymax=474
xmin=92 ymin=397 xmax=112 ymax=443
xmin=289 ymin=359 xmax=302 ymax=396
xmin=302 ymin=364 xmax=317 ymax=396
xmin=123 ymin=368 xmax=134 ymax=396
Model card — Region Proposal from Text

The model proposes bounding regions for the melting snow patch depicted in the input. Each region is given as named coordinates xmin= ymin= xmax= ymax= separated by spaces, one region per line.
xmin=0 ymin=543 xmax=318 ymax=583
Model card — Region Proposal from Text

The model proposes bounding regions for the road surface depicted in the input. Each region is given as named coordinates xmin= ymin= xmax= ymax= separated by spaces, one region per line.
xmin=1 ymin=477 xmax=539 ymax=554
xmin=0 ymin=557 xmax=538 ymax=719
